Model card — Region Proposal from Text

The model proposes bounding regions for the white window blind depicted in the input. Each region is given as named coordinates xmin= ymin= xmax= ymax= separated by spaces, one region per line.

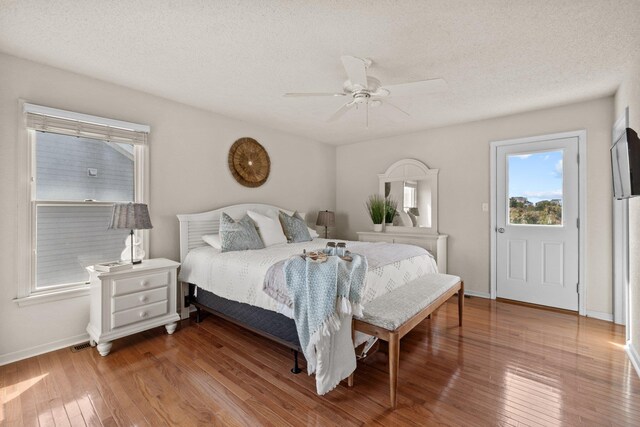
xmin=24 ymin=103 xmax=149 ymax=145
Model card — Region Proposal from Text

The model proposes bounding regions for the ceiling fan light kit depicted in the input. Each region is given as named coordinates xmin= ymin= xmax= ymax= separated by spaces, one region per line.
xmin=284 ymin=55 xmax=447 ymax=126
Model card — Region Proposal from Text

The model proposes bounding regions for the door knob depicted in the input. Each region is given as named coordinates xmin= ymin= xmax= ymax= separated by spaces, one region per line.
xmin=497 ymin=228 xmax=505 ymax=233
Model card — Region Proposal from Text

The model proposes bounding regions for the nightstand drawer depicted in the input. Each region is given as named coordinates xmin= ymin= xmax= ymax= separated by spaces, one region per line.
xmin=112 ymin=287 xmax=168 ymax=313
xmin=112 ymin=300 xmax=168 ymax=329
xmin=112 ymin=271 xmax=170 ymax=296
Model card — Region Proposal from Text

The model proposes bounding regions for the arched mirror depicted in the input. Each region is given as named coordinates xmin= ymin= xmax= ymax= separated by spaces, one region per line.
xmin=378 ymin=159 xmax=439 ymax=234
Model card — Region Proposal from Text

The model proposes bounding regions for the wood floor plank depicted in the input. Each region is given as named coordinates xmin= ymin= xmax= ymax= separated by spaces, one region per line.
xmin=1 ymin=298 xmax=639 ymax=426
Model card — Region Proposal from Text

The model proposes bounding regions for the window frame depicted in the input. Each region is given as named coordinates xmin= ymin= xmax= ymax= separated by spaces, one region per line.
xmin=15 ymin=101 xmax=149 ymax=306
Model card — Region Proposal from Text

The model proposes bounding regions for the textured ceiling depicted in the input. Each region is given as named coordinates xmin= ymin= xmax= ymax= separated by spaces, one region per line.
xmin=1 ymin=0 xmax=639 ymax=145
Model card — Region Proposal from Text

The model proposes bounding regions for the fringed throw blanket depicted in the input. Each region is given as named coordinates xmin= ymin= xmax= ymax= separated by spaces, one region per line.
xmin=284 ymin=254 xmax=367 ymax=395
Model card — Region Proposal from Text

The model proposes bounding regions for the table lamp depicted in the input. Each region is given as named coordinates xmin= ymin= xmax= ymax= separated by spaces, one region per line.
xmin=408 ymin=207 xmax=420 ymax=217
xmin=316 ymin=210 xmax=335 ymax=239
xmin=108 ymin=203 xmax=153 ymax=264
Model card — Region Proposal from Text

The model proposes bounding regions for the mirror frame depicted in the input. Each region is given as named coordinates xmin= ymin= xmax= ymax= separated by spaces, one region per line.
xmin=378 ymin=158 xmax=439 ymax=234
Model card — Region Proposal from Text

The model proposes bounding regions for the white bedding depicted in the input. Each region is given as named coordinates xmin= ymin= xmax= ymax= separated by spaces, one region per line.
xmin=178 ymin=238 xmax=438 ymax=319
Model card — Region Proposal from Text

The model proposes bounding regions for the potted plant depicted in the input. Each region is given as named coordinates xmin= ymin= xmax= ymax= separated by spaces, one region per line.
xmin=366 ymin=194 xmax=385 ymax=232
xmin=385 ymin=198 xmax=398 ymax=227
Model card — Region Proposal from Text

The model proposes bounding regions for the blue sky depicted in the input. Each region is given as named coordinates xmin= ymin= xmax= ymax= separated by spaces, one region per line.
xmin=508 ymin=150 xmax=563 ymax=203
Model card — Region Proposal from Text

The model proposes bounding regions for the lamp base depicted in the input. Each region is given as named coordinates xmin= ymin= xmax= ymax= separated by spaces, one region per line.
xmin=132 ymin=259 xmax=143 ymax=265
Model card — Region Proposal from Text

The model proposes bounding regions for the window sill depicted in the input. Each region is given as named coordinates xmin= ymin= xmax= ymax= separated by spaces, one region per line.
xmin=13 ymin=285 xmax=90 ymax=307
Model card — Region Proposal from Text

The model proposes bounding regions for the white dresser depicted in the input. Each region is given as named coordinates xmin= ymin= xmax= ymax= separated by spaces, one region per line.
xmin=357 ymin=231 xmax=448 ymax=274
xmin=86 ymin=258 xmax=181 ymax=356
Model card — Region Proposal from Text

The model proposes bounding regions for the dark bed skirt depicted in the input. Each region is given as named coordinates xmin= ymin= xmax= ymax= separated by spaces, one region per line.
xmin=189 ymin=284 xmax=301 ymax=352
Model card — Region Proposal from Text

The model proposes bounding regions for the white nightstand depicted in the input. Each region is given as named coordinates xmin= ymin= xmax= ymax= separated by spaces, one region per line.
xmin=86 ymin=258 xmax=181 ymax=356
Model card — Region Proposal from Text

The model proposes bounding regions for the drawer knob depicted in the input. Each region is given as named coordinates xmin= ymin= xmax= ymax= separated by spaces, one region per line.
xmin=140 ymin=280 xmax=148 ymax=287
xmin=139 ymin=296 xmax=148 ymax=303
xmin=139 ymin=311 xmax=148 ymax=318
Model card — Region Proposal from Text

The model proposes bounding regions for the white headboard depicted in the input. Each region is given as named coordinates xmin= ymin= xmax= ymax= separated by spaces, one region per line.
xmin=177 ymin=203 xmax=306 ymax=261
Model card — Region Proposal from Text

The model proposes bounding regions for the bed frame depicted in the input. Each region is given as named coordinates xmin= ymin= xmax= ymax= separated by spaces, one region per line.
xmin=177 ymin=204 xmax=308 ymax=373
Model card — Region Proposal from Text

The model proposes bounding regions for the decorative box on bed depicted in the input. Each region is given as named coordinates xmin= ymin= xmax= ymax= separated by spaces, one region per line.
xmin=176 ymin=203 xmax=440 ymax=374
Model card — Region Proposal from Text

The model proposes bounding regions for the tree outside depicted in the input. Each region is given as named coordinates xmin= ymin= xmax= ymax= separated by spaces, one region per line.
xmin=509 ymin=197 xmax=562 ymax=225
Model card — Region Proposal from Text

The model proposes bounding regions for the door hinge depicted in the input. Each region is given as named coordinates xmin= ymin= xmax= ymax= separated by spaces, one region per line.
xmin=577 ymin=218 xmax=580 ymax=228
xmin=577 ymin=153 xmax=580 ymax=164
xmin=577 ymin=283 xmax=580 ymax=293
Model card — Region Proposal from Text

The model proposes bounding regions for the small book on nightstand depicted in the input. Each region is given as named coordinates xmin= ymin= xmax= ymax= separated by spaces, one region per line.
xmin=94 ymin=260 xmax=133 ymax=272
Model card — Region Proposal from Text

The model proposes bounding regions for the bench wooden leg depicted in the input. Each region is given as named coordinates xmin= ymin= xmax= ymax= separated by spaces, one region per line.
xmin=458 ymin=281 xmax=464 ymax=327
xmin=388 ymin=332 xmax=400 ymax=408
xmin=348 ymin=318 xmax=355 ymax=387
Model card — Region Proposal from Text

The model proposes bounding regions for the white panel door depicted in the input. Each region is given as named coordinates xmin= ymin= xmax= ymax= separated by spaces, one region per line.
xmin=496 ymin=137 xmax=579 ymax=311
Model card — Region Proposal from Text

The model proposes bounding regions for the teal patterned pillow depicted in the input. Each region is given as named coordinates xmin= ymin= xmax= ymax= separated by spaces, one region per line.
xmin=279 ymin=211 xmax=312 ymax=243
xmin=220 ymin=213 xmax=265 ymax=252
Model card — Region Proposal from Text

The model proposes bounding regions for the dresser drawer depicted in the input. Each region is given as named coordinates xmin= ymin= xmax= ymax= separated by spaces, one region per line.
xmin=112 ymin=271 xmax=170 ymax=296
xmin=393 ymin=237 xmax=435 ymax=252
xmin=111 ymin=300 xmax=168 ymax=329
xmin=112 ymin=287 xmax=168 ymax=313
xmin=359 ymin=235 xmax=390 ymax=243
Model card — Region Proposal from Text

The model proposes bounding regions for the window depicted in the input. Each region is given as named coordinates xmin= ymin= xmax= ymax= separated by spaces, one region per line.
xmin=19 ymin=104 xmax=149 ymax=300
xmin=508 ymin=150 xmax=563 ymax=226
xmin=403 ymin=181 xmax=417 ymax=210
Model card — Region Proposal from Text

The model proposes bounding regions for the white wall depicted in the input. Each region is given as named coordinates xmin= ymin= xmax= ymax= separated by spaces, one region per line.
xmin=0 ymin=53 xmax=336 ymax=364
xmin=615 ymin=58 xmax=640 ymax=372
xmin=336 ymin=97 xmax=614 ymax=314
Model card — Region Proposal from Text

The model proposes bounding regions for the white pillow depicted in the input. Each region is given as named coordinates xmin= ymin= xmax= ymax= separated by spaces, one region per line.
xmin=397 ymin=210 xmax=412 ymax=227
xmin=247 ymin=210 xmax=288 ymax=246
xmin=202 ymin=234 xmax=222 ymax=249
xmin=308 ymin=227 xmax=319 ymax=239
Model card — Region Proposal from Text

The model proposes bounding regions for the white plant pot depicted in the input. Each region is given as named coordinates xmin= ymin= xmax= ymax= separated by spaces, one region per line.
xmin=373 ymin=224 xmax=383 ymax=232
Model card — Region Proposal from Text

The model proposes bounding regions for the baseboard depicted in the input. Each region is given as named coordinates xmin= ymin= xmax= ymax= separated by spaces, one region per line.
xmin=626 ymin=341 xmax=640 ymax=379
xmin=586 ymin=310 xmax=614 ymax=322
xmin=0 ymin=333 xmax=89 ymax=366
xmin=464 ymin=289 xmax=491 ymax=299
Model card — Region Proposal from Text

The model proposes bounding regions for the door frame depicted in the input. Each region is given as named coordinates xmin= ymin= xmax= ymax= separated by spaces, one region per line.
xmin=490 ymin=130 xmax=587 ymax=316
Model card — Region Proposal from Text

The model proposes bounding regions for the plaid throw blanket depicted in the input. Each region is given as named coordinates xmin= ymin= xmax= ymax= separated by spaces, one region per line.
xmin=284 ymin=253 xmax=367 ymax=394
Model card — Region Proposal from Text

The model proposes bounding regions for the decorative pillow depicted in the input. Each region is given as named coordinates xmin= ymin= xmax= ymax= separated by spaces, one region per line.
xmin=407 ymin=211 xmax=418 ymax=227
xmin=202 ymin=234 xmax=222 ymax=249
xmin=219 ymin=213 xmax=265 ymax=252
xmin=397 ymin=210 xmax=412 ymax=227
xmin=246 ymin=210 xmax=287 ymax=247
xmin=278 ymin=211 xmax=312 ymax=243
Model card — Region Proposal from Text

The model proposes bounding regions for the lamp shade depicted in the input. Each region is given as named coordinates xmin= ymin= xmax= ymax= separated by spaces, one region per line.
xmin=108 ymin=203 xmax=153 ymax=230
xmin=316 ymin=210 xmax=335 ymax=227
xmin=408 ymin=207 xmax=420 ymax=216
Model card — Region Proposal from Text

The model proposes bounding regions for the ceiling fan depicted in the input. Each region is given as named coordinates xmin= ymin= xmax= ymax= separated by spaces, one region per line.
xmin=283 ymin=56 xmax=447 ymax=127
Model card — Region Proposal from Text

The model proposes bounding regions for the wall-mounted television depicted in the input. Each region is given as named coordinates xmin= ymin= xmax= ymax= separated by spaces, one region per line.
xmin=611 ymin=128 xmax=640 ymax=199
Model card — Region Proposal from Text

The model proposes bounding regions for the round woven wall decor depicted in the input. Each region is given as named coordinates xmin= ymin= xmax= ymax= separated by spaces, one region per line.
xmin=228 ymin=137 xmax=271 ymax=187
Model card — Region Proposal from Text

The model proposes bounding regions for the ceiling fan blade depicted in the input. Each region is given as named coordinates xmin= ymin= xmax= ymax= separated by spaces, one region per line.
xmin=327 ymin=102 xmax=354 ymax=122
xmin=340 ymin=56 xmax=369 ymax=89
xmin=370 ymin=88 xmax=390 ymax=97
xmin=381 ymin=78 xmax=448 ymax=97
xmin=283 ymin=92 xmax=346 ymax=97
xmin=382 ymin=100 xmax=411 ymax=119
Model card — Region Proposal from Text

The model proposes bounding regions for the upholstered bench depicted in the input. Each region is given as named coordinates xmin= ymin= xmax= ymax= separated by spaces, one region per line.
xmin=351 ymin=273 xmax=464 ymax=408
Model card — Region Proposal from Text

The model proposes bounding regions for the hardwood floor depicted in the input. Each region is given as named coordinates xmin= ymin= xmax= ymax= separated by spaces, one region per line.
xmin=1 ymin=297 xmax=639 ymax=426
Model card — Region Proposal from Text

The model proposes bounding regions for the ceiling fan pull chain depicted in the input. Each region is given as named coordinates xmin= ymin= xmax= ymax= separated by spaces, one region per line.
xmin=366 ymin=102 xmax=369 ymax=129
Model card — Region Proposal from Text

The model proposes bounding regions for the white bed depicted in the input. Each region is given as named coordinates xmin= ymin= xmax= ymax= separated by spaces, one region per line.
xmin=177 ymin=203 xmax=438 ymax=356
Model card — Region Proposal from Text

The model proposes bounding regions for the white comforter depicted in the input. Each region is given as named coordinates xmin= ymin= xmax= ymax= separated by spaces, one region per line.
xmin=178 ymin=238 xmax=438 ymax=319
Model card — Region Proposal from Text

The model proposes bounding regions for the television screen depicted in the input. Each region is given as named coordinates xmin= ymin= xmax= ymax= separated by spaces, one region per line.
xmin=611 ymin=128 xmax=640 ymax=199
